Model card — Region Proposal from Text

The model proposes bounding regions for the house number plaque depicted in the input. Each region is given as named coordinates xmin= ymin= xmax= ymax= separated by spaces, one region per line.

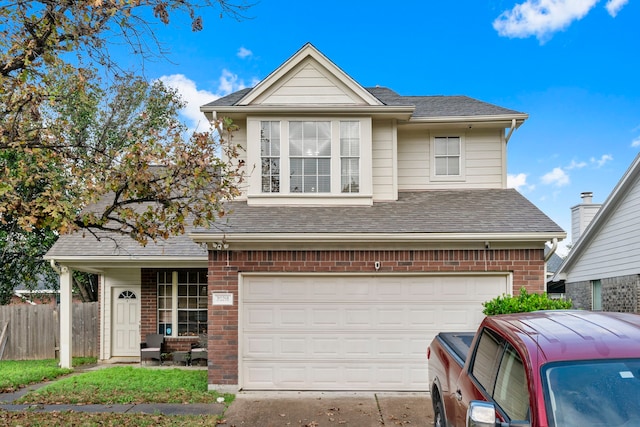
xmin=212 ymin=292 xmax=234 ymax=306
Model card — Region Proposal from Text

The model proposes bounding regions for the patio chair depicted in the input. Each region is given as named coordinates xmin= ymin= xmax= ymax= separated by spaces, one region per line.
xmin=140 ymin=333 xmax=165 ymax=365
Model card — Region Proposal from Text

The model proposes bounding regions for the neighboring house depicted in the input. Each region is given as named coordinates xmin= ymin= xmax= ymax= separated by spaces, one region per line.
xmin=545 ymin=246 xmax=565 ymax=299
xmin=553 ymin=153 xmax=640 ymax=313
xmin=45 ymin=43 xmax=565 ymax=392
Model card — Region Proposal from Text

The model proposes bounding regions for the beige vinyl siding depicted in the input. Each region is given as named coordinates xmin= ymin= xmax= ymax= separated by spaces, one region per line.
xmin=259 ymin=63 xmax=360 ymax=105
xmin=397 ymin=128 xmax=505 ymax=190
xmin=567 ymin=177 xmax=640 ymax=282
xmin=397 ymin=128 xmax=429 ymax=189
xmin=372 ymin=120 xmax=396 ymax=200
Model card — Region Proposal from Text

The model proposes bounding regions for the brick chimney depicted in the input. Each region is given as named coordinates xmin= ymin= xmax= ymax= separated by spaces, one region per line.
xmin=570 ymin=192 xmax=601 ymax=243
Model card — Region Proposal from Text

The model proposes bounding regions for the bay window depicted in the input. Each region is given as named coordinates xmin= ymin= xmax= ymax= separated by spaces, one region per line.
xmin=253 ymin=117 xmax=368 ymax=199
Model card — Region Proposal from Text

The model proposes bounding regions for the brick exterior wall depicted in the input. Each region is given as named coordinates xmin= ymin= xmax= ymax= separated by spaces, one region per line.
xmin=566 ymin=280 xmax=591 ymax=310
xmin=566 ymin=274 xmax=640 ymax=312
xmin=206 ymin=248 xmax=546 ymax=388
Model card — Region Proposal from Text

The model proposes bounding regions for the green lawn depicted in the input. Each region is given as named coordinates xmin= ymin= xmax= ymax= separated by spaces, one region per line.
xmin=0 ymin=358 xmax=94 ymax=393
xmin=0 ymin=359 xmax=233 ymax=426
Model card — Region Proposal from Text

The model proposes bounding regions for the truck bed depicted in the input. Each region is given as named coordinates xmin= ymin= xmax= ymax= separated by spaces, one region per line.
xmin=437 ymin=332 xmax=475 ymax=364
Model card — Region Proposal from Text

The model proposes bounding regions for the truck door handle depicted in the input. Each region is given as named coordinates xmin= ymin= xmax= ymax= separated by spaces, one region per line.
xmin=455 ymin=389 xmax=462 ymax=401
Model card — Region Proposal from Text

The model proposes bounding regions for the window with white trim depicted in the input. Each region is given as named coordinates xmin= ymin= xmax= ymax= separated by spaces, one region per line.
xmin=261 ymin=121 xmax=280 ymax=192
xmin=592 ymin=279 xmax=602 ymax=311
xmin=289 ymin=121 xmax=331 ymax=193
xmin=157 ymin=270 xmax=207 ymax=337
xmin=434 ymin=136 xmax=461 ymax=176
xmin=340 ymin=121 xmax=360 ymax=193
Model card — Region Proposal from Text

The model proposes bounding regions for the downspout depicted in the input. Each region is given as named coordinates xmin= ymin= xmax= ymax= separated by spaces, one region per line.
xmin=505 ymin=119 xmax=517 ymax=144
xmin=544 ymin=238 xmax=558 ymax=262
xmin=50 ymin=259 xmax=61 ymax=274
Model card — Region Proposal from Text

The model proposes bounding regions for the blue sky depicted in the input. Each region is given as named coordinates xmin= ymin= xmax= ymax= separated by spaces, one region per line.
xmin=122 ymin=0 xmax=639 ymax=255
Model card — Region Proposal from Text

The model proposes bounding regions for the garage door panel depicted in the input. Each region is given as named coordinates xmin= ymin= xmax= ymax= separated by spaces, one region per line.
xmin=246 ymin=305 xmax=471 ymax=330
xmin=241 ymin=275 xmax=508 ymax=391
xmin=244 ymin=362 xmax=431 ymax=390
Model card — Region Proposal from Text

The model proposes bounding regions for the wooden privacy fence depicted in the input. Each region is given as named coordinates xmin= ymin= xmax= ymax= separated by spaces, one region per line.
xmin=0 ymin=302 xmax=98 ymax=360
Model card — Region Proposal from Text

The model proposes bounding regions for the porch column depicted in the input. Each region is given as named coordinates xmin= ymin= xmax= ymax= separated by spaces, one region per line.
xmin=59 ymin=266 xmax=73 ymax=369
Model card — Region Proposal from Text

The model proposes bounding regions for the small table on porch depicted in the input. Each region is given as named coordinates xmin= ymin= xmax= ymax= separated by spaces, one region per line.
xmin=172 ymin=351 xmax=190 ymax=366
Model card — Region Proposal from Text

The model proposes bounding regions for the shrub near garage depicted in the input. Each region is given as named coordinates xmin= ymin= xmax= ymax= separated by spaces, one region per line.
xmin=482 ymin=288 xmax=572 ymax=315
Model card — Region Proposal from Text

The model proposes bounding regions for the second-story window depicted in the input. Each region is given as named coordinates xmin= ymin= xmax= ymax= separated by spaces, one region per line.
xmin=434 ymin=136 xmax=461 ymax=176
xmin=340 ymin=121 xmax=360 ymax=193
xmin=261 ymin=121 xmax=280 ymax=192
xmin=289 ymin=121 xmax=331 ymax=193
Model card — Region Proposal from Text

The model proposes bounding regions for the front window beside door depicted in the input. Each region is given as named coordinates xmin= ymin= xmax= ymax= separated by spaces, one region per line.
xmin=157 ymin=270 xmax=207 ymax=337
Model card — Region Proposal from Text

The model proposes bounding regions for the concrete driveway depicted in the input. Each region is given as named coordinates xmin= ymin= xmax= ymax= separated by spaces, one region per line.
xmin=219 ymin=392 xmax=433 ymax=426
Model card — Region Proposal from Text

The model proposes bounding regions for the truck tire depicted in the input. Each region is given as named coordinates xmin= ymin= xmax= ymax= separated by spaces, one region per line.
xmin=433 ymin=398 xmax=447 ymax=427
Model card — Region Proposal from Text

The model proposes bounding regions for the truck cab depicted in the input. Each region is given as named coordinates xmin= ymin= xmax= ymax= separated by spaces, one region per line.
xmin=428 ymin=310 xmax=640 ymax=427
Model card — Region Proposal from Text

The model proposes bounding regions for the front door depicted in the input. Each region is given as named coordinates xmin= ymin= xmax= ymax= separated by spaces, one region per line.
xmin=112 ymin=288 xmax=140 ymax=356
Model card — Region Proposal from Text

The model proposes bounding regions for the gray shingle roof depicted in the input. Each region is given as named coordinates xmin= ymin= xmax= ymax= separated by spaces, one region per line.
xmin=46 ymin=190 xmax=563 ymax=258
xmin=193 ymin=189 xmax=563 ymax=235
xmin=203 ymin=87 xmax=524 ymax=119
xmin=45 ymin=228 xmax=207 ymax=258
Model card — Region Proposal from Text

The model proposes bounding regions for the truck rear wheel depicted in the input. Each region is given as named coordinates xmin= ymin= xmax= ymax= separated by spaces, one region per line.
xmin=433 ymin=398 xmax=446 ymax=427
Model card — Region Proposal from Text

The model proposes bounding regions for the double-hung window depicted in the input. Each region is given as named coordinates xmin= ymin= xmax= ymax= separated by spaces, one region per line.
xmin=434 ymin=136 xmax=461 ymax=176
xmin=157 ymin=270 xmax=208 ymax=337
xmin=261 ymin=121 xmax=280 ymax=192
xmin=340 ymin=121 xmax=360 ymax=193
xmin=289 ymin=121 xmax=331 ymax=193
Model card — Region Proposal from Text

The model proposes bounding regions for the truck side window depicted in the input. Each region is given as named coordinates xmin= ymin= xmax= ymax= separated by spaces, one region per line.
xmin=471 ymin=329 xmax=502 ymax=393
xmin=494 ymin=344 xmax=530 ymax=421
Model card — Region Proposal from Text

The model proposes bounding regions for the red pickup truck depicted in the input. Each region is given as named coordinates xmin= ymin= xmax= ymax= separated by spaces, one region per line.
xmin=427 ymin=310 xmax=640 ymax=427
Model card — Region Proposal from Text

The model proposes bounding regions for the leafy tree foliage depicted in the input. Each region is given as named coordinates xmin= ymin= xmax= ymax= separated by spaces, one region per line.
xmin=0 ymin=1 xmax=252 ymax=302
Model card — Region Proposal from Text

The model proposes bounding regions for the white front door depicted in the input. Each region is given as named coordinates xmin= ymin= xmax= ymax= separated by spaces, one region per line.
xmin=241 ymin=274 xmax=510 ymax=391
xmin=112 ymin=288 xmax=140 ymax=357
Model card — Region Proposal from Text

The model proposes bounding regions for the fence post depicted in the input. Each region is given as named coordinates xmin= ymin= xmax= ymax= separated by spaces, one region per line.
xmin=0 ymin=321 xmax=8 ymax=360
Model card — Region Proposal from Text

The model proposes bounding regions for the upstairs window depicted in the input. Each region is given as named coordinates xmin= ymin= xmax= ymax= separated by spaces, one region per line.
xmin=289 ymin=121 xmax=331 ymax=193
xmin=261 ymin=121 xmax=280 ymax=192
xmin=340 ymin=121 xmax=360 ymax=193
xmin=434 ymin=136 xmax=461 ymax=176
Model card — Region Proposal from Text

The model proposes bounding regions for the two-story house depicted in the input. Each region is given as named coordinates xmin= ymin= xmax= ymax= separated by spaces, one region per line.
xmin=45 ymin=43 xmax=565 ymax=392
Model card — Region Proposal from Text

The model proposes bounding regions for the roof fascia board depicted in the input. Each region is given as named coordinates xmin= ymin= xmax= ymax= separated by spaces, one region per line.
xmin=407 ymin=114 xmax=528 ymax=124
xmin=555 ymin=152 xmax=640 ymax=277
xmin=237 ymin=43 xmax=382 ymax=107
xmin=45 ymin=256 xmax=207 ymax=272
xmin=190 ymin=232 xmax=566 ymax=244
xmin=201 ymin=105 xmax=414 ymax=119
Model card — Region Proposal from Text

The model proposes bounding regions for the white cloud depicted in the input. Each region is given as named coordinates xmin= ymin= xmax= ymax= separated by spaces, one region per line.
xmin=566 ymin=159 xmax=587 ymax=170
xmin=541 ymin=167 xmax=570 ymax=186
xmin=591 ymin=154 xmax=613 ymax=167
xmin=158 ymin=74 xmax=218 ymax=132
xmin=237 ymin=47 xmax=253 ymax=59
xmin=631 ymin=136 xmax=640 ymax=147
xmin=606 ymin=0 xmax=629 ymax=16
xmin=507 ymin=173 xmax=535 ymax=191
xmin=493 ymin=0 xmax=627 ymax=41
xmin=158 ymin=71 xmax=249 ymax=132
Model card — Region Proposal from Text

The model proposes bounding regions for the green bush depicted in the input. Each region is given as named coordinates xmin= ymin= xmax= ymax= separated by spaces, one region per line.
xmin=482 ymin=288 xmax=572 ymax=315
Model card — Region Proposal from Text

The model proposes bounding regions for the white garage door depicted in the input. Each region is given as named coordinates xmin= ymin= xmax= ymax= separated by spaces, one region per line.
xmin=241 ymin=274 xmax=509 ymax=391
